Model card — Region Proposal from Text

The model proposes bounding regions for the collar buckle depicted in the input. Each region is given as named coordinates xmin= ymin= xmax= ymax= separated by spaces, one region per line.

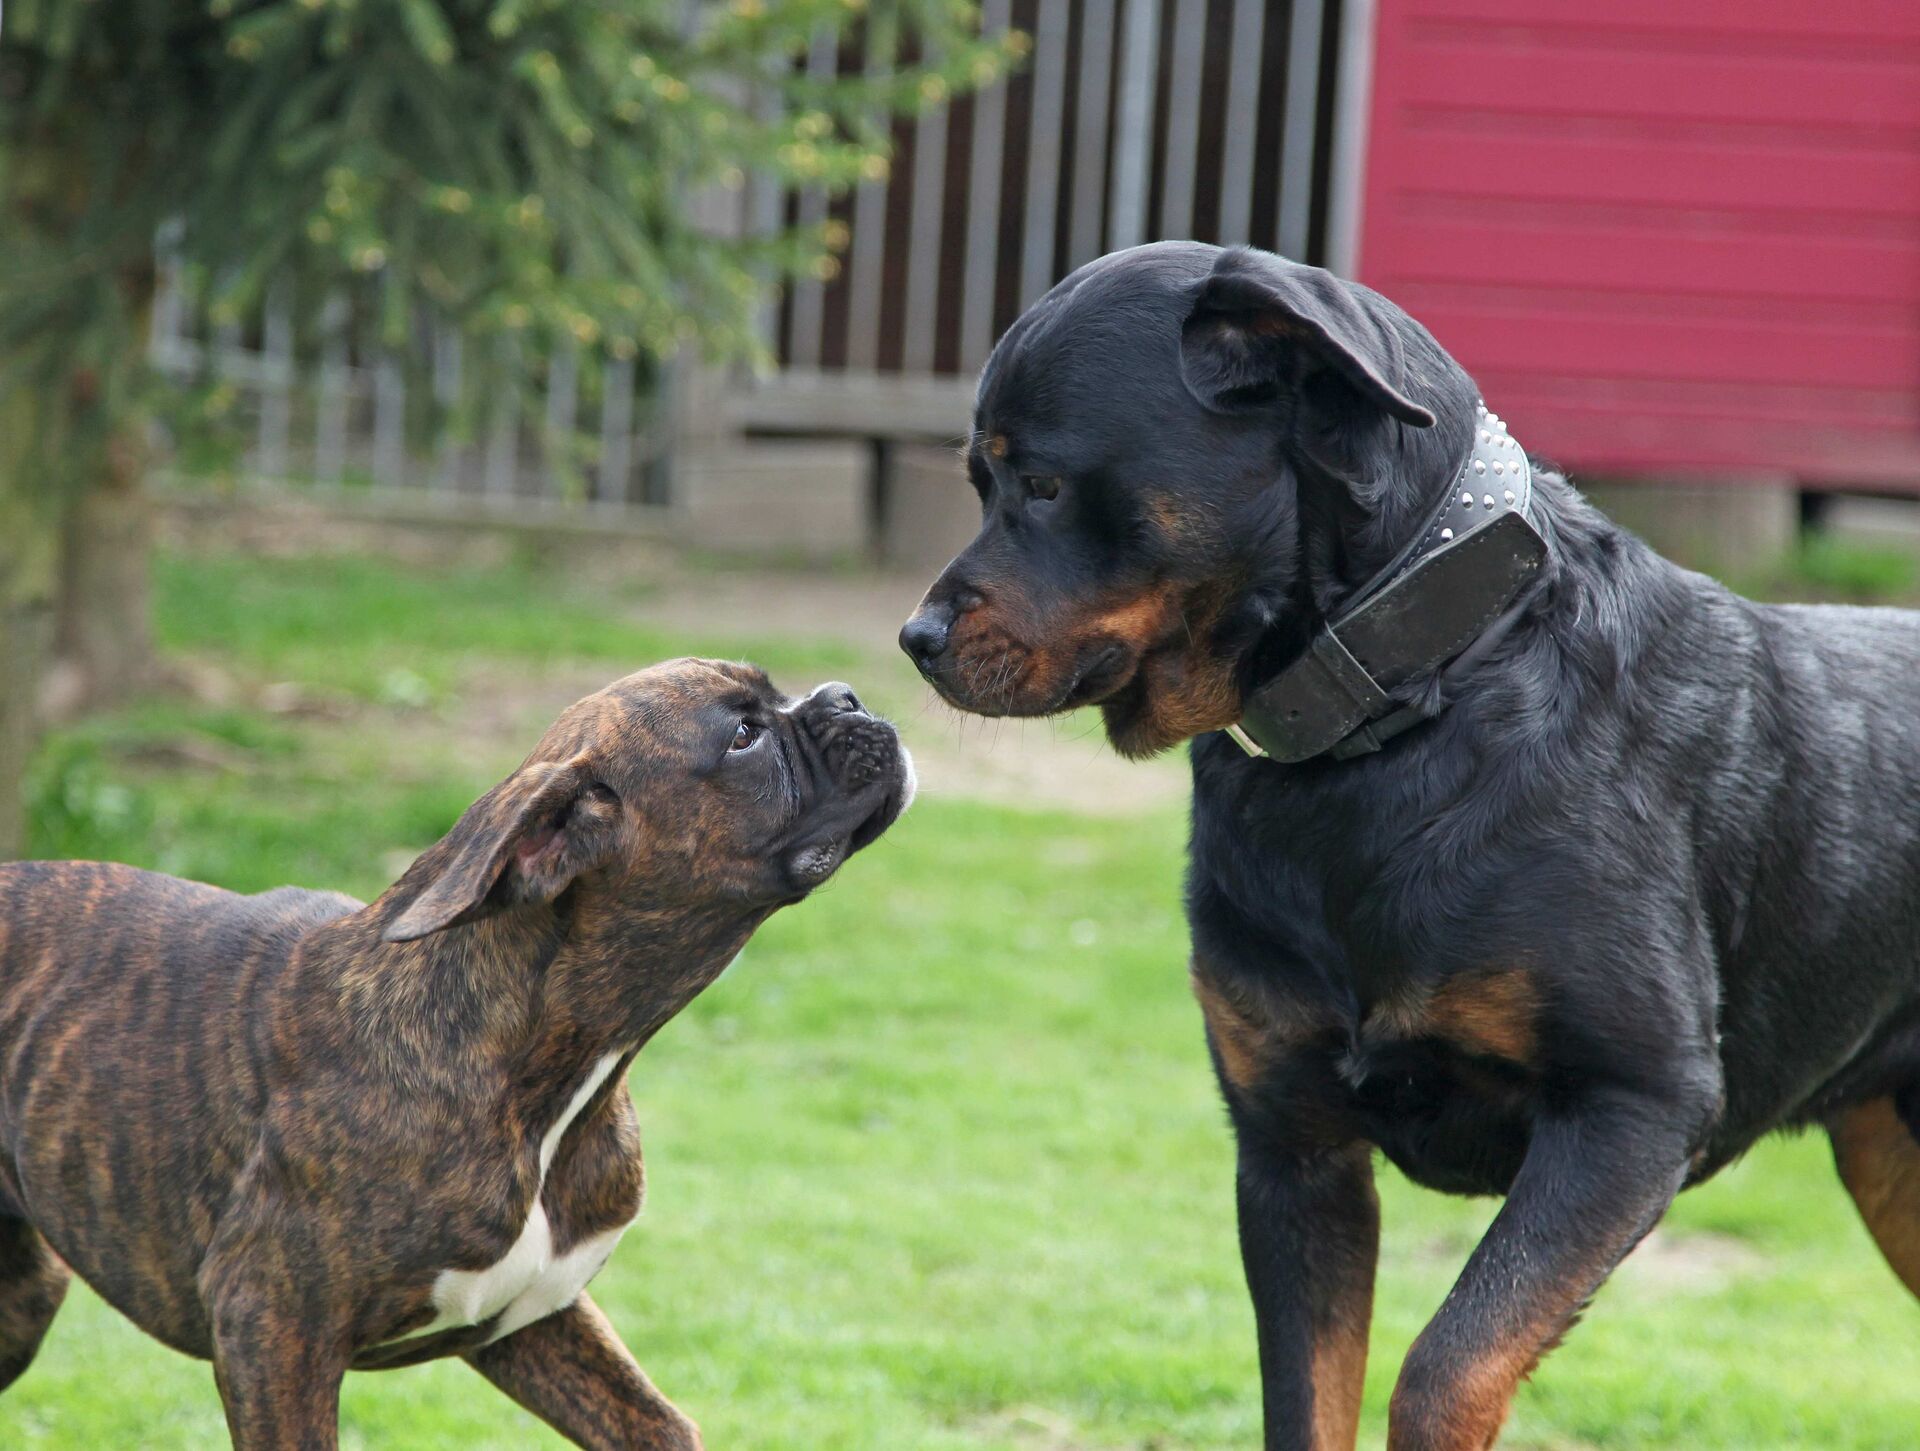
xmin=1225 ymin=404 xmax=1547 ymax=767
xmin=1223 ymin=722 xmax=1268 ymax=758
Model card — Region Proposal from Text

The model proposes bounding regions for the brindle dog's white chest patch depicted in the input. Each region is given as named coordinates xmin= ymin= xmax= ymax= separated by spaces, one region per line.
xmin=422 ymin=1051 xmax=635 ymax=1343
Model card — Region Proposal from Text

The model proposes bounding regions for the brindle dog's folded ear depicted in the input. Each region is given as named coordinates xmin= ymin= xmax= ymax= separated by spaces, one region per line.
xmin=383 ymin=757 xmax=620 ymax=942
xmin=1180 ymin=245 xmax=1437 ymax=427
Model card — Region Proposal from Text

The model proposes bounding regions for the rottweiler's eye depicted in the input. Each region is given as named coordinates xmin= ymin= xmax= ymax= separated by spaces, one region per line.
xmin=729 ymin=721 xmax=761 ymax=752
xmin=1023 ymin=474 xmax=1062 ymax=502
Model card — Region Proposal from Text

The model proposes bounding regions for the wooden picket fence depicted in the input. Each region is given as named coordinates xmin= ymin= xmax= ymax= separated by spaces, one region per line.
xmin=147 ymin=263 xmax=672 ymax=518
xmin=149 ymin=0 xmax=1354 ymax=515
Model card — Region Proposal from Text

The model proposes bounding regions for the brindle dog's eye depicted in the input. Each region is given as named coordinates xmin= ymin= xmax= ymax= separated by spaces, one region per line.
xmin=1023 ymin=474 xmax=1062 ymax=502
xmin=729 ymin=721 xmax=761 ymax=752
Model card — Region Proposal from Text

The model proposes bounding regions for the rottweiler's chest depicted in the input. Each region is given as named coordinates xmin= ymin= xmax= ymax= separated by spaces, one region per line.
xmin=1338 ymin=1033 xmax=1537 ymax=1195
xmin=1194 ymin=962 xmax=1541 ymax=1195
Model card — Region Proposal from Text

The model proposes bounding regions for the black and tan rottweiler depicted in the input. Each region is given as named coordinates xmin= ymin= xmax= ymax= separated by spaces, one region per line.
xmin=0 ymin=660 xmax=912 ymax=1450
xmin=901 ymin=241 xmax=1920 ymax=1450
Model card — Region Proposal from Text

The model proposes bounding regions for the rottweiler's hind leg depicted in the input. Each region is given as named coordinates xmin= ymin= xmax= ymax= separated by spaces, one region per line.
xmin=0 ymin=1218 xmax=71 ymax=1391
xmin=1830 ymin=1087 xmax=1920 ymax=1298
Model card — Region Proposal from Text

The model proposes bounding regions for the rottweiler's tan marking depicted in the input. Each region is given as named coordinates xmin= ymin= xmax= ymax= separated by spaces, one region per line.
xmin=1389 ymin=1251 xmax=1599 ymax=1451
xmin=1365 ymin=968 xmax=1540 ymax=1069
xmin=1190 ymin=960 xmax=1331 ymax=1093
xmin=1310 ymin=1275 xmax=1373 ymax=1451
xmin=1830 ymin=1096 xmax=1920 ymax=1296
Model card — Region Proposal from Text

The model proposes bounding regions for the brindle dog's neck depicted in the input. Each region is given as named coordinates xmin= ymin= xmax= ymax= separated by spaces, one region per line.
xmin=321 ymin=896 xmax=761 ymax=1093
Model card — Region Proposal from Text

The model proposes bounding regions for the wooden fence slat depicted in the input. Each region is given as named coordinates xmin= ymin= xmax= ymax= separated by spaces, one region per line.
xmin=432 ymin=323 xmax=464 ymax=494
xmin=372 ymin=352 xmax=406 ymax=488
xmin=485 ymin=337 xmax=521 ymax=497
xmin=599 ymin=356 xmax=636 ymax=504
xmin=1158 ymin=0 xmax=1208 ymax=240
xmin=845 ymin=14 xmax=897 ymax=371
xmin=902 ymin=44 xmax=951 ymax=375
xmin=787 ymin=26 xmax=841 ymax=372
xmin=1217 ymin=0 xmax=1269 ymax=244
xmin=1068 ymin=0 xmax=1117 ymax=266
xmin=748 ymin=78 xmax=786 ymax=352
xmin=545 ymin=344 xmax=580 ymax=490
xmin=1278 ymin=0 xmax=1326 ymax=260
xmin=959 ymin=0 xmax=1013 ymax=371
xmin=1108 ymin=0 xmax=1162 ymax=253
xmin=257 ymin=287 xmax=294 ymax=481
xmin=314 ymin=294 xmax=350 ymax=487
xmin=1019 ymin=0 xmax=1072 ymax=305
xmin=1326 ymin=0 xmax=1376 ymax=276
xmin=214 ymin=270 xmax=243 ymax=363
xmin=149 ymin=220 xmax=188 ymax=370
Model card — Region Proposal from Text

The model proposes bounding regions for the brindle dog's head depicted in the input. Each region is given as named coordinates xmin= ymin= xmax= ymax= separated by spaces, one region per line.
xmin=899 ymin=241 xmax=1479 ymax=757
xmin=382 ymin=659 xmax=914 ymax=942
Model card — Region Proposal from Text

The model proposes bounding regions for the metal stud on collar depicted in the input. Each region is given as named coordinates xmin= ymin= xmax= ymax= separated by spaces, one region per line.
xmin=1414 ymin=404 xmax=1532 ymax=558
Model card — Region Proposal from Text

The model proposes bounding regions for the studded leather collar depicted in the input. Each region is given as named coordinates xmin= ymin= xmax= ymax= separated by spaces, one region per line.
xmin=1225 ymin=404 xmax=1549 ymax=765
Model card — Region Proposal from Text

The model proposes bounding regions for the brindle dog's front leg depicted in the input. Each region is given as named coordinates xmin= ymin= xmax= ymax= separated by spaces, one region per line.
xmin=1388 ymin=1085 xmax=1708 ymax=1451
xmin=203 ymin=1277 xmax=349 ymax=1451
xmin=469 ymin=1294 xmax=702 ymax=1451
xmin=201 ymin=1186 xmax=356 ymax=1451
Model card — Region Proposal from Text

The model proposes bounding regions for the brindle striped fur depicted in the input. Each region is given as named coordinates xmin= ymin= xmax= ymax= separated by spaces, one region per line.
xmin=0 ymin=659 xmax=910 ymax=1449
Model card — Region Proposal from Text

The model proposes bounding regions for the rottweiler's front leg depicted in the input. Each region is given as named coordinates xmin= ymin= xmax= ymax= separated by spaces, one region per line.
xmin=1238 ymin=1137 xmax=1379 ymax=1451
xmin=469 ymin=1294 xmax=702 ymax=1451
xmin=1388 ymin=1084 xmax=1708 ymax=1451
xmin=1196 ymin=962 xmax=1379 ymax=1451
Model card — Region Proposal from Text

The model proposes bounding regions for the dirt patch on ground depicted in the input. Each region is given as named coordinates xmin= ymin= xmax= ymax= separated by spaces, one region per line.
xmin=162 ymin=501 xmax=1191 ymax=816
xmin=1412 ymin=1222 xmax=1764 ymax=1300
xmin=882 ymin=695 xmax=1186 ymax=816
xmin=964 ymin=1406 xmax=1167 ymax=1451
xmin=1615 ymin=1227 xmax=1765 ymax=1295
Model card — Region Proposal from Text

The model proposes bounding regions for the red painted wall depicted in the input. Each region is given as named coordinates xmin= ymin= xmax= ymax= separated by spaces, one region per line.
xmin=1357 ymin=0 xmax=1920 ymax=486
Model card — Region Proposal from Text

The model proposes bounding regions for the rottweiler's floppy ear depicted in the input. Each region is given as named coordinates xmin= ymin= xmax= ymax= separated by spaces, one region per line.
xmin=383 ymin=757 xmax=620 ymax=942
xmin=1180 ymin=246 xmax=1436 ymax=427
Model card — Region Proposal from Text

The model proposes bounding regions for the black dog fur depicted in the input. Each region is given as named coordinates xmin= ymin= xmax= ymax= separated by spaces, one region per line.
xmin=901 ymin=241 xmax=1920 ymax=1451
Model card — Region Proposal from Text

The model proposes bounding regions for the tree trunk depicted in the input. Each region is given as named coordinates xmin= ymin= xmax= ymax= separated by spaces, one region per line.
xmin=49 ymin=432 xmax=154 ymax=716
xmin=0 ymin=583 xmax=54 ymax=861
xmin=48 ymin=254 xmax=160 ymax=720
xmin=0 ymin=389 xmax=61 ymax=859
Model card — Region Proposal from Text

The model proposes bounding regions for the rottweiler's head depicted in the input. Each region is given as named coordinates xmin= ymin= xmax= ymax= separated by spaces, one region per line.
xmin=382 ymin=659 xmax=914 ymax=942
xmin=899 ymin=242 xmax=1478 ymax=757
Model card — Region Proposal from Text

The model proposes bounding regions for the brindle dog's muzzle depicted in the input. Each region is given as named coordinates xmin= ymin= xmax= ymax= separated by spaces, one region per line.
xmin=784 ymin=682 xmax=916 ymax=888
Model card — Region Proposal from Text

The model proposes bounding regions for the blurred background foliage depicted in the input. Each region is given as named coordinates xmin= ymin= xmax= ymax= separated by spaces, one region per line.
xmin=0 ymin=0 xmax=1011 ymax=853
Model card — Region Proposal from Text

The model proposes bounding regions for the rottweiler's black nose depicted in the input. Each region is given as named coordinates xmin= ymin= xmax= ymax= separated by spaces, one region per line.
xmin=809 ymin=682 xmax=864 ymax=715
xmin=899 ymin=606 xmax=952 ymax=670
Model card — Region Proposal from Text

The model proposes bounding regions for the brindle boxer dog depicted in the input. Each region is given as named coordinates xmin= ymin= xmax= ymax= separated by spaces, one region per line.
xmin=0 ymin=658 xmax=912 ymax=1450
xmin=902 ymin=241 xmax=1920 ymax=1449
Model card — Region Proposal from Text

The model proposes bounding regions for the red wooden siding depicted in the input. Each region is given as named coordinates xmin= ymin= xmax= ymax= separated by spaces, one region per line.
xmin=1357 ymin=0 xmax=1920 ymax=485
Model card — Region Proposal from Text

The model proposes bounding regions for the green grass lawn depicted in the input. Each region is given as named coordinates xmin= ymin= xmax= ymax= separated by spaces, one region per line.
xmin=10 ymin=543 xmax=1919 ymax=1449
